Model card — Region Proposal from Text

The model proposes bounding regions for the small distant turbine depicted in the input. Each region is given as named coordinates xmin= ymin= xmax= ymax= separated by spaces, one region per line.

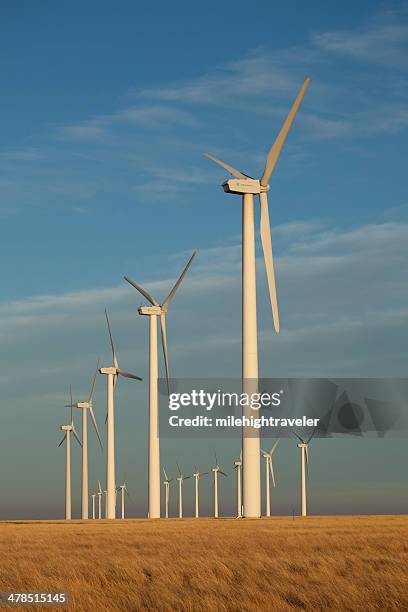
xmin=233 ymin=449 xmax=242 ymax=518
xmin=192 ymin=465 xmax=209 ymax=518
xmin=97 ymin=480 xmax=103 ymax=519
xmin=163 ymin=468 xmax=173 ymax=519
xmin=58 ymin=387 xmax=82 ymax=520
xmin=260 ymin=439 xmax=279 ymax=517
xmin=116 ymin=481 xmax=130 ymax=519
xmin=294 ymin=430 xmax=316 ymax=517
xmin=91 ymin=493 xmax=96 ymax=520
xmin=212 ymin=452 xmax=227 ymax=518
xmin=124 ymin=252 xmax=196 ymax=519
xmin=176 ymin=464 xmax=190 ymax=519
xmin=99 ymin=310 xmax=142 ymax=519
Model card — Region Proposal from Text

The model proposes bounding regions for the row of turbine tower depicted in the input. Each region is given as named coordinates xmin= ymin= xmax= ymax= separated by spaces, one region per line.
xmin=58 ymin=77 xmax=311 ymax=520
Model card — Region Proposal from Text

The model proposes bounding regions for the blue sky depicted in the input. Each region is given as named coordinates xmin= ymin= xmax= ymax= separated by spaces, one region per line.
xmin=1 ymin=1 xmax=408 ymax=519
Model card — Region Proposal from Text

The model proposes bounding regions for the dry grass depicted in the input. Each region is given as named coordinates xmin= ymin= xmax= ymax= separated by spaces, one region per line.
xmin=0 ymin=515 xmax=407 ymax=611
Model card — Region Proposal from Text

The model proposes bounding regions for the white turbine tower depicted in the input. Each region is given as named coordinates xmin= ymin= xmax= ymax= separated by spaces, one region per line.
xmin=58 ymin=387 xmax=82 ymax=520
xmin=91 ymin=493 xmax=96 ymax=519
xmin=212 ymin=453 xmax=227 ymax=518
xmin=97 ymin=480 xmax=103 ymax=519
xmin=261 ymin=439 xmax=279 ymax=517
xmin=192 ymin=466 xmax=209 ymax=518
xmin=116 ymin=482 xmax=130 ymax=519
xmin=124 ymin=252 xmax=196 ymax=519
xmin=163 ymin=468 xmax=173 ymax=519
xmin=176 ymin=464 xmax=190 ymax=519
xmin=66 ymin=361 xmax=103 ymax=519
xmin=295 ymin=431 xmax=315 ymax=517
xmin=99 ymin=310 xmax=142 ymax=519
xmin=233 ymin=450 xmax=242 ymax=518
xmin=205 ymin=79 xmax=310 ymax=518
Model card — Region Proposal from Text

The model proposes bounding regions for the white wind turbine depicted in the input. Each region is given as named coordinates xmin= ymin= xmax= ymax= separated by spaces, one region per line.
xmin=294 ymin=430 xmax=315 ymax=517
xmin=124 ymin=252 xmax=196 ymax=519
xmin=212 ymin=452 xmax=227 ymax=518
xmin=205 ymin=79 xmax=310 ymax=518
xmin=97 ymin=480 xmax=103 ymax=519
xmin=91 ymin=493 xmax=96 ymax=519
xmin=163 ymin=468 xmax=173 ymax=519
xmin=99 ymin=310 xmax=142 ymax=519
xmin=116 ymin=481 xmax=130 ymax=519
xmin=66 ymin=361 xmax=103 ymax=520
xmin=176 ymin=464 xmax=190 ymax=519
xmin=58 ymin=387 xmax=82 ymax=520
xmin=261 ymin=439 xmax=279 ymax=517
xmin=192 ymin=466 xmax=209 ymax=518
xmin=233 ymin=450 xmax=242 ymax=518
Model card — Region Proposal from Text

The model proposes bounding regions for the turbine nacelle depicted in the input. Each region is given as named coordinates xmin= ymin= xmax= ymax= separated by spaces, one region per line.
xmin=138 ymin=305 xmax=162 ymax=316
xmin=297 ymin=443 xmax=308 ymax=449
xmin=60 ymin=424 xmax=73 ymax=432
xmin=222 ymin=178 xmax=269 ymax=195
xmin=99 ymin=366 xmax=117 ymax=376
xmin=75 ymin=401 xmax=91 ymax=409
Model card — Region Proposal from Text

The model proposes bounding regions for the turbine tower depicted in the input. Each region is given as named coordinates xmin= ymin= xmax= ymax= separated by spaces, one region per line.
xmin=295 ymin=431 xmax=315 ymax=517
xmin=97 ymin=480 xmax=103 ymax=519
xmin=261 ymin=439 xmax=279 ymax=517
xmin=163 ymin=468 xmax=172 ymax=518
xmin=116 ymin=481 xmax=129 ymax=519
xmin=58 ymin=387 xmax=81 ymax=520
xmin=91 ymin=493 xmax=96 ymax=519
xmin=233 ymin=450 xmax=242 ymax=518
xmin=212 ymin=453 xmax=227 ymax=518
xmin=192 ymin=466 xmax=209 ymax=518
xmin=176 ymin=464 xmax=190 ymax=519
xmin=205 ymin=79 xmax=310 ymax=517
xmin=66 ymin=361 xmax=103 ymax=519
xmin=124 ymin=252 xmax=196 ymax=519
xmin=99 ymin=310 xmax=142 ymax=519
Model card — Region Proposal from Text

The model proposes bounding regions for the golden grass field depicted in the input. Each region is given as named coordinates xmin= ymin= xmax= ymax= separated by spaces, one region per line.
xmin=0 ymin=515 xmax=407 ymax=611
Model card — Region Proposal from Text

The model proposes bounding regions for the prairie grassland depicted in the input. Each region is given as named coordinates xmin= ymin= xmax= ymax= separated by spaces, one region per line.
xmin=0 ymin=515 xmax=407 ymax=611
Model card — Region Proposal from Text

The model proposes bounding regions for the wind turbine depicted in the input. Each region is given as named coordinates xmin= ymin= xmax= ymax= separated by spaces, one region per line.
xmin=124 ymin=252 xmax=196 ymax=519
xmin=66 ymin=361 xmax=103 ymax=519
xmin=261 ymin=439 xmax=279 ymax=517
xmin=294 ymin=430 xmax=315 ymax=517
xmin=192 ymin=466 xmax=209 ymax=518
xmin=58 ymin=387 xmax=82 ymax=520
xmin=116 ymin=481 xmax=130 ymax=519
xmin=233 ymin=450 xmax=242 ymax=518
xmin=163 ymin=468 xmax=172 ymax=519
xmin=212 ymin=452 xmax=227 ymax=518
xmin=97 ymin=480 xmax=103 ymax=519
xmin=91 ymin=493 xmax=96 ymax=519
xmin=205 ymin=79 xmax=310 ymax=518
xmin=176 ymin=464 xmax=190 ymax=519
xmin=99 ymin=310 xmax=142 ymax=519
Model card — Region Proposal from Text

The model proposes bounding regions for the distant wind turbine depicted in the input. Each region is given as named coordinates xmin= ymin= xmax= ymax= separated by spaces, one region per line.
xmin=176 ymin=464 xmax=190 ymax=519
xmin=205 ymin=79 xmax=310 ymax=517
xmin=97 ymin=480 xmax=103 ymax=519
xmin=163 ymin=468 xmax=172 ymax=519
xmin=294 ymin=430 xmax=316 ymax=517
xmin=99 ymin=310 xmax=142 ymax=519
xmin=116 ymin=481 xmax=130 ymax=519
xmin=58 ymin=387 xmax=82 ymax=520
xmin=66 ymin=360 xmax=103 ymax=519
xmin=212 ymin=452 xmax=227 ymax=518
xmin=91 ymin=493 xmax=96 ymax=520
xmin=233 ymin=450 xmax=242 ymax=518
xmin=261 ymin=439 xmax=279 ymax=517
xmin=192 ymin=466 xmax=209 ymax=518
xmin=124 ymin=252 xmax=196 ymax=519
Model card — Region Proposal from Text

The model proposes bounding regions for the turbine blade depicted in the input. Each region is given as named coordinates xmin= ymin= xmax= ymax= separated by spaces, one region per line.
xmin=260 ymin=78 xmax=310 ymax=186
xmin=307 ymin=425 xmax=318 ymax=444
xmin=293 ymin=432 xmax=304 ymax=443
xmin=118 ymin=369 xmax=142 ymax=381
xmin=305 ymin=446 xmax=309 ymax=473
xmin=58 ymin=434 xmax=66 ymax=447
xmin=260 ymin=192 xmax=280 ymax=333
xmin=162 ymin=252 xmax=196 ymax=309
xmin=163 ymin=468 xmax=169 ymax=481
xmin=88 ymin=359 xmax=100 ymax=403
xmin=204 ymin=153 xmax=248 ymax=179
xmin=73 ymin=428 xmax=82 ymax=447
xmin=270 ymin=457 xmax=276 ymax=487
xmin=177 ymin=463 xmax=182 ymax=476
xmin=271 ymin=438 xmax=280 ymax=455
xmin=160 ymin=314 xmax=170 ymax=394
xmin=220 ymin=471 xmax=228 ymax=477
xmin=98 ymin=480 xmax=102 ymax=494
xmin=105 ymin=309 xmax=119 ymax=370
xmin=69 ymin=385 xmax=73 ymax=424
xmin=89 ymin=405 xmax=103 ymax=449
xmin=123 ymin=276 xmax=158 ymax=306
xmin=105 ymin=411 xmax=108 ymax=425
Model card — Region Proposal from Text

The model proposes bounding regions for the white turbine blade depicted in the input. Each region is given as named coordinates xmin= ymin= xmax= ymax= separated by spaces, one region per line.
xmin=123 ymin=276 xmax=158 ymax=306
xmin=162 ymin=252 xmax=196 ymax=310
xmin=105 ymin=309 xmax=119 ymax=370
xmin=307 ymin=425 xmax=318 ymax=444
xmin=177 ymin=463 xmax=182 ymax=476
xmin=269 ymin=457 xmax=276 ymax=487
xmin=260 ymin=192 xmax=280 ymax=333
xmin=58 ymin=434 xmax=66 ymax=447
xmin=88 ymin=359 xmax=100 ymax=403
xmin=240 ymin=448 xmax=242 ymax=462
xmin=163 ymin=468 xmax=169 ymax=481
xmin=260 ymin=78 xmax=310 ymax=186
xmin=73 ymin=428 xmax=82 ymax=447
xmin=89 ymin=405 xmax=103 ymax=449
xmin=204 ymin=153 xmax=248 ymax=179
xmin=160 ymin=314 xmax=170 ymax=394
xmin=270 ymin=439 xmax=280 ymax=455
xmin=118 ymin=369 xmax=142 ymax=381
xmin=98 ymin=480 xmax=102 ymax=494
xmin=305 ymin=446 xmax=309 ymax=474
xmin=69 ymin=385 xmax=73 ymax=424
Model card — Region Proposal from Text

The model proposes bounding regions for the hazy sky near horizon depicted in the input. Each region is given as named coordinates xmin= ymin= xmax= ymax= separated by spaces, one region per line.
xmin=1 ymin=1 xmax=408 ymax=519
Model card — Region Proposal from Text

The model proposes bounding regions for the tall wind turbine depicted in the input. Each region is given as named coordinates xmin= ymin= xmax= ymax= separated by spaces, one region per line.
xmin=176 ymin=464 xmax=190 ymax=519
xmin=99 ymin=310 xmax=142 ymax=519
xmin=261 ymin=439 xmax=279 ymax=517
xmin=97 ymin=480 xmax=103 ymax=519
xmin=66 ymin=361 xmax=103 ymax=519
xmin=116 ymin=481 xmax=129 ymax=519
xmin=91 ymin=493 xmax=96 ymax=519
xmin=295 ymin=431 xmax=315 ymax=517
xmin=233 ymin=450 xmax=242 ymax=518
xmin=212 ymin=453 xmax=227 ymax=518
xmin=58 ymin=388 xmax=82 ymax=520
xmin=163 ymin=468 xmax=172 ymax=519
xmin=124 ymin=252 xmax=196 ymax=519
xmin=205 ymin=79 xmax=310 ymax=517
xmin=192 ymin=466 xmax=209 ymax=518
